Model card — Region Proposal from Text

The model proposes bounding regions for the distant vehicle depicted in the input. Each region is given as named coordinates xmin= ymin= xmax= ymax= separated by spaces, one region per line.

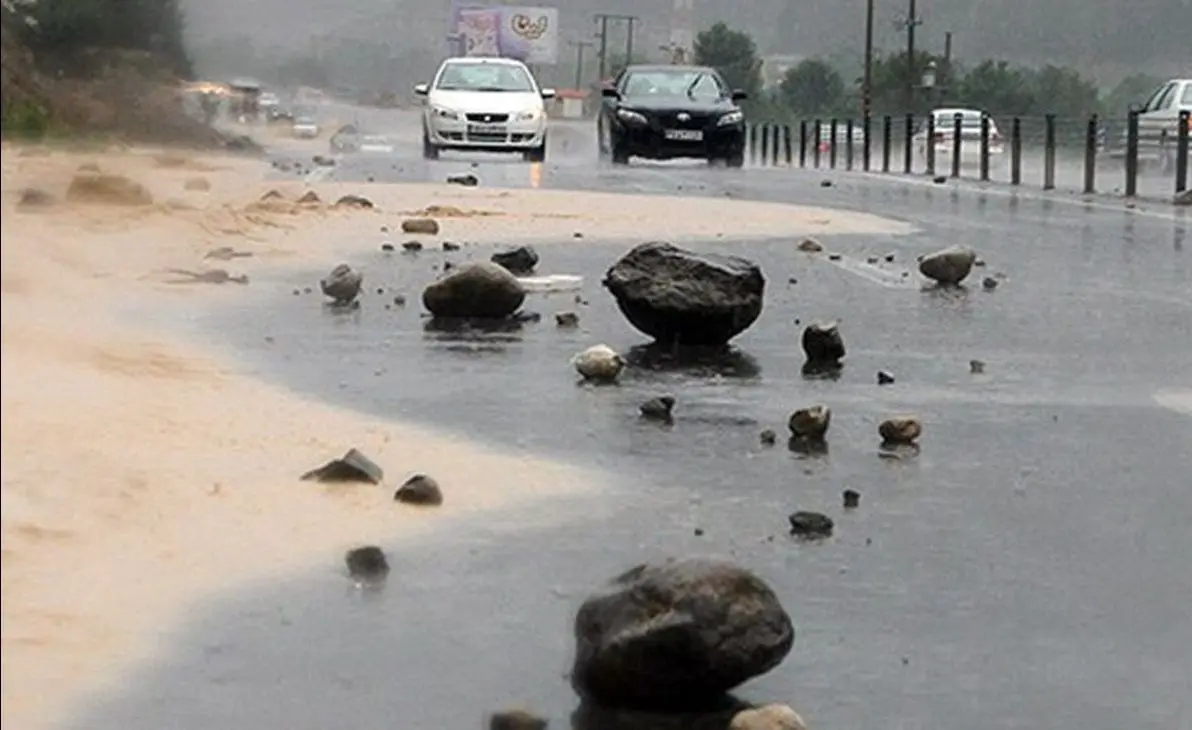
xmin=597 ymin=64 xmax=748 ymax=166
xmin=259 ymin=92 xmax=280 ymax=109
xmin=358 ymin=135 xmax=395 ymax=154
xmin=329 ymin=124 xmax=361 ymax=153
xmin=813 ymin=121 xmax=867 ymax=155
xmin=913 ymin=108 xmax=1004 ymax=167
xmin=413 ymin=57 xmax=554 ymax=162
xmin=1109 ymin=78 xmax=1191 ymax=172
xmin=292 ymin=117 xmax=320 ymax=139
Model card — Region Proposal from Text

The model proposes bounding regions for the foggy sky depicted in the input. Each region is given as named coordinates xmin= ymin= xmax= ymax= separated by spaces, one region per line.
xmin=182 ymin=0 xmax=1191 ymax=86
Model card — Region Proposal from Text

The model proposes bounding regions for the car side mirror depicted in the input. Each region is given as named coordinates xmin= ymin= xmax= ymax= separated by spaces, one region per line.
xmin=413 ymin=83 xmax=429 ymax=96
xmin=540 ymin=87 xmax=557 ymax=100
xmin=731 ymin=90 xmax=748 ymax=102
xmin=1127 ymin=101 xmax=1144 ymax=113
xmin=601 ymin=87 xmax=620 ymax=99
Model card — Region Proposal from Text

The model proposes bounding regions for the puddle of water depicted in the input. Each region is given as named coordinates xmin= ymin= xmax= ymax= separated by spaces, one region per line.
xmin=76 ymin=233 xmax=1192 ymax=730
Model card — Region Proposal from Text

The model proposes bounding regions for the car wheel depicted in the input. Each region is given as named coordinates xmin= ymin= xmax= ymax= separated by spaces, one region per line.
xmin=422 ymin=127 xmax=439 ymax=160
xmin=725 ymin=151 xmax=745 ymax=168
xmin=524 ymin=138 xmax=547 ymax=163
xmin=609 ymin=133 xmax=630 ymax=165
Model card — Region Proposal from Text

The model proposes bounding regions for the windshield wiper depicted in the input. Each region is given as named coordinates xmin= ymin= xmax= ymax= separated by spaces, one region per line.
xmin=685 ymin=73 xmax=706 ymax=99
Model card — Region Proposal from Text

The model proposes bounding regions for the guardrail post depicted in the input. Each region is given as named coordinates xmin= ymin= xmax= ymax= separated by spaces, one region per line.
xmin=845 ymin=119 xmax=855 ymax=170
xmin=1083 ymin=114 xmax=1098 ymax=194
xmin=1011 ymin=117 xmax=1022 ymax=185
xmin=759 ymin=123 xmax=770 ymax=166
xmin=748 ymin=123 xmax=757 ymax=165
xmin=771 ymin=124 xmax=780 ymax=166
xmin=799 ymin=120 xmax=808 ymax=168
xmin=1125 ymin=109 xmax=1139 ymax=197
xmin=979 ymin=113 xmax=991 ymax=182
xmin=925 ymin=113 xmax=935 ymax=176
xmin=783 ymin=124 xmax=793 ymax=166
xmin=863 ymin=115 xmax=872 ymax=172
xmin=903 ymin=113 xmax=914 ymax=173
xmin=1043 ymin=113 xmax=1057 ymax=190
xmin=882 ymin=115 xmax=892 ymax=172
xmin=829 ymin=118 xmax=838 ymax=169
xmin=1176 ymin=109 xmax=1190 ymax=193
xmin=813 ymin=119 xmax=822 ymax=168
xmin=951 ymin=112 xmax=963 ymax=178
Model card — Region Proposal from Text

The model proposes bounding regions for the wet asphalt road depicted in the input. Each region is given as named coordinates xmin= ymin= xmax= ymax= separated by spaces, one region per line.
xmin=72 ymin=110 xmax=1192 ymax=730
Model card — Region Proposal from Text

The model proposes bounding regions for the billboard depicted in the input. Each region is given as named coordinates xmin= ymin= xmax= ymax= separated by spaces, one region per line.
xmin=450 ymin=4 xmax=559 ymax=65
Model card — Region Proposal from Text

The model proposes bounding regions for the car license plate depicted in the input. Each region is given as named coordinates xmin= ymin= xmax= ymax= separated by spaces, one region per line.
xmin=468 ymin=123 xmax=505 ymax=134
xmin=664 ymin=129 xmax=703 ymax=141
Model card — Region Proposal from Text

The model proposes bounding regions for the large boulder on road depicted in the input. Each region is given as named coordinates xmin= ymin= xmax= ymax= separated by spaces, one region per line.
xmin=603 ymin=242 xmax=765 ymax=346
xmin=571 ymin=557 xmax=794 ymax=710
xmin=422 ymin=262 xmax=526 ymax=319
xmin=919 ymin=245 xmax=977 ymax=286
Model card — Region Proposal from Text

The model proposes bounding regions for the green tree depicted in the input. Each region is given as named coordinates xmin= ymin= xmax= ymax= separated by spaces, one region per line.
xmin=1029 ymin=65 xmax=1100 ymax=121
xmin=868 ymin=50 xmax=942 ymax=114
xmin=693 ymin=22 xmax=762 ymax=100
xmin=778 ymin=58 xmax=844 ymax=116
xmin=955 ymin=60 xmax=1037 ymax=115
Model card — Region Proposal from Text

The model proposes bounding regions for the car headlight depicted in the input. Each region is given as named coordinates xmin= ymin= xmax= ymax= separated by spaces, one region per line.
xmin=514 ymin=109 xmax=543 ymax=121
xmin=616 ymin=109 xmax=648 ymax=125
xmin=718 ymin=110 xmax=744 ymax=126
xmin=431 ymin=106 xmax=460 ymax=120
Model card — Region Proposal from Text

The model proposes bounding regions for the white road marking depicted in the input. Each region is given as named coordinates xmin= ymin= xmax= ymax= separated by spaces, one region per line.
xmin=1153 ymin=388 xmax=1192 ymax=416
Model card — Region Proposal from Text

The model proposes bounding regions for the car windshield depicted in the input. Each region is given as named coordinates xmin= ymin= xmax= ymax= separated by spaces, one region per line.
xmin=934 ymin=111 xmax=984 ymax=127
xmin=436 ymin=63 xmax=535 ymax=92
xmin=621 ymin=70 xmax=726 ymax=100
xmin=1182 ymin=85 xmax=1192 ymax=106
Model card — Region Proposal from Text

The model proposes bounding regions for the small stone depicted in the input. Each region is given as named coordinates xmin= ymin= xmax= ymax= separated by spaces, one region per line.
xmin=301 ymin=448 xmax=383 ymax=484
xmin=488 ymin=709 xmax=547 ymax=730
xmin=884 ymin=253 xmax=895 ymax=262
xmin=788 ymin=405 xmax=831 ymax=441
xmin=866 ymin=256 xmax=879 ymax=264
xmin=573 ymin=231 xmax=583 ymax=238
xmin=694 ymin=527 xmax=705 ymax=536
xmin=344 ymin=545 xmax=389 ymax=581
xmin=759 ymin=429 xmax=777 ymax=446
xmin=969 ymin=359 xmax=985 ymax=374
xmin=555 ymin=311 xmax=579 ymax=328
xmin=639 ymin=396 xmax=676 ymax=422
xmin=381 ymin=243 xmax=395 ymax=252
xmin=933 ymin=175 xmax=947 ymax=184
xmin=827 ymin=253 xmax=842 ymax=261
xmin=787 ymin=277 xmax=797 ymax=285
xmin=394 ymin=474 xmax=443 ymax=506
xmin=401 ymin=240 xmax=423 ymax=252
xmin=572 ymin=344 xmax=624 ymax=383
xmin=797 ymin=238 xmax=823 ymax=253
xmin=877 ymin=370 xmax=895 ymax=385
xmin=843 ymin=489 xmax=861 ymax=508
xmin=879 ymin=416 xmax=922 ymax=445
xmin=802 ymin=321 xmax=845 ymax=363
xmin=789 ymin=511 xmax=833 ymax=538
xmin=982 ymin=276 xmax=998 ymax=290
xmin=401 ymin=218 xmax=439 ymax=235
xmin=442 ymin=241 xmax=461 ymax=251
xmin=819 ymin=179 xmax=832 ymax=187
xmin=729 ymin=703 xmax=808 ymax=730
xmin=393 ymin=295 xmax=407 ymax=306
xmin=447 ymin=173 xmax=480 ymax=186
xmin=334 ymin=194 xmax=374 ymax=209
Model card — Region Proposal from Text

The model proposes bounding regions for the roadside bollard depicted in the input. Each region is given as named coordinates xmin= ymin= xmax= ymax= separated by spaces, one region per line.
xmin=882 ymin=115 xmax=892 ymax=173
xmin=1011 ymin=117 xmax=1022 ymax=185
xmin=951 ymin=112 xmax=963 ymax=178
xmin=1125 ymin=109 xmax=1139 ymax=197
xmin=903 ymin=113 xmax=914 ymax=173
xmin=845 ymin=119 xmax=855 ymax=171
xmin=783 ymin=124 xmax=793 ymax=166
xmin=925 ymin=114 xmax=936 ymax=176
xmin=813 ymin=119 xmax=823 ymax=168
xmin=979 ymin=113 xmax=991 ymax=182
xmin=829 ymin=118 xmax=838 ymax=169
xmin=1176 ymin=109 xmax=1190 ymax=193
xmin=799 ymin=120 xmax=808 ymax=168
xmin=771 ymin=124 xmax=780 ymax=166
xmin=863 ymin=115 xmax=872 ymax=172
xmin=748 ymin=123 xmax=758 ymax=165
xmin=760 ymin=122 xmax=770 ymax=166
xmin=1083 ymin=113 xmax=1098 ymax=194
xmin=1043 ymin=114 xmax=1057 ymax=190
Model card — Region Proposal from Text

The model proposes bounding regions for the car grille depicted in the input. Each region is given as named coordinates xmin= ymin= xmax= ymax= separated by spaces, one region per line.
xmin=465 ymin=113 xmax=509 ymax=123
xmin=657 ymin=111 xmax=714 ymax=128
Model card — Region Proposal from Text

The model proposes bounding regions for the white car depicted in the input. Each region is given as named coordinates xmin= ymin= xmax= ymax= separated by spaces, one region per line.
xmin=414 ymin=57 xmax=555 ymax=162
xmin=292 ymin=117 xmax=320 ymax=139
xmin=1112 ymin=78 xmax=1191 ymax=172
xmin=914 ymin=108 xmax=1004 ymax=168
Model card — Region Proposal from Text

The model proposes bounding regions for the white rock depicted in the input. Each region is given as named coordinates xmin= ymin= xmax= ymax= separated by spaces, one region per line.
xmin=729 ymin=703 xmax=808 ymax=730
xmin=572 ymin=344 xmax=625 ymax=383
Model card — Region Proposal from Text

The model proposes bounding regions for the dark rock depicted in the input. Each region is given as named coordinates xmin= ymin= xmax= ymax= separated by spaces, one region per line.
xmin=319 ymin=264 xmax=363 ymax=304
xmin=932 ymin=175 xmax=947 ymax=184
xmin=877 ymin=370 xmax=895 ymax=385
xmin=640 ymin=396 xmax=676 ymax=422
xmin=334 ymin=194 xmax=374 ymax=209
xmin=819 ymin=179 xmax=832 ymax=187
xmin=300 ymin=448 xmax=383 ymax=484
xmin=571 ymin=558 xmax=794 ymax=710
xmin=489 ymin=709 xmax=548 ymax=730
xmin=759 ymin=429 xmax=777 ymax=446
xmin=866 ymin=256 xmax=879 ymax=264
xmin=402 ymin=240 xmax=423 ymax=252
xmin=796 ymin=238 xmax=823 ymax=253
xmin=344 ymin=545 xmax=389 ymax=580
xmin=401 ymin=218 xmax=440 ymax=235
xmin=919 ymin=245 xmax=977 ymax=285
xmin=788 ymin=511 xmax=833 ymax=537
xmin=422 ymin=262 xmax=526 ymax=319
xmin=827 ymin=253 xmax=841 ymax=261
xmin=603 ymin=242 xmax=765 ymax=346
xmin=788 ymin=405 xmax=830 ymax=441
xmin=884 ymin=253 xmax=895 ymax=262
xmin=555 ymin=311 xmax=580 ymax=328
xmin=442 ymin=241 xmax=461 ymax=251
xmin=17 ymin=188 xmax=56 ymax=208
xmin=801 ymin=322 xmax=844 ymax=363
xmin=843 ymin=489 xmax=861 ymax=509
xmin=879 ymin=416 xmax=922 ymax=445
xmin=447 ymin=172 xmax=480 ymax=186
xmin=381 ymin=243 xmax=395 ymax=252
xmin=393 ymin=294 xmax=407 ymax=306
xmin=394 ymin=474 xmax=443 ymax=506
xmin=491 ymin=245 xmax=540 ymax=275
xmin=312 ymin=155 xmax=335 ymax=166
xmin=969 ymin=359 xmax=985 ymax=374
xmin=982 ymin=276 xmax=998 ymax=290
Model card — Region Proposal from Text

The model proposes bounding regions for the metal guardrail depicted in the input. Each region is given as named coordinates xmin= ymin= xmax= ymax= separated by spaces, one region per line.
xmin=744 ymin=110 xmax=1190 ymax=200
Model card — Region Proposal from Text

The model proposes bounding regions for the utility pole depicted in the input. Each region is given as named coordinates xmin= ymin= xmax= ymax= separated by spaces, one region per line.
xmin=593 ymin=13 xmax=639 ymax=79
xmin=942 ymin=31 xmax=953 ymax=92
xmin=862 ymin=0 xmax=874 ymax=120
xmin=901 ymin=0 xmax=923 ymax=111
xmin=569 ymin=40 xmax=593 ymax=90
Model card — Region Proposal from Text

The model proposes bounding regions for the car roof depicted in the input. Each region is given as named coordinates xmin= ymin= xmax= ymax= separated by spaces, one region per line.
xmin=931 ymin=107 xmax=985 ymax=116
xmin=623 ymin=64 xmax=718 ymax=74
xmin=441 ymin=56 xmax=527 ymax=68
